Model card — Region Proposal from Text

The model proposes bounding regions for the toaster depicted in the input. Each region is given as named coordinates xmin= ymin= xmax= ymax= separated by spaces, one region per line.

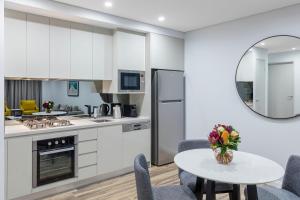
xmin=123 ymin=104 xmax=138 ymax=117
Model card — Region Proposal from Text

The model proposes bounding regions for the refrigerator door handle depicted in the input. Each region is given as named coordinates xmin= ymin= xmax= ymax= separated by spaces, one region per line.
xmin=160 ymin=100 xmax=183 ymax=103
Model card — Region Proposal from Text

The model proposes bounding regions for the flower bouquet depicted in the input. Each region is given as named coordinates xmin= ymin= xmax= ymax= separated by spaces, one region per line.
xmin=208 ymin=124 xmax=241 ymax=165
xmin=43 ymin=101 xmax=54 ymax=113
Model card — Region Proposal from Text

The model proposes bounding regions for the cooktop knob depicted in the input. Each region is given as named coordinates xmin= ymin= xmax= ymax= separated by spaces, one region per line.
xmin=55 ymin=140 xmax=59 ymax=145
xmin=62 ymin=140 xmax=66 ymax=144
xmin=48 ymin=142 xmax=52 ymax=146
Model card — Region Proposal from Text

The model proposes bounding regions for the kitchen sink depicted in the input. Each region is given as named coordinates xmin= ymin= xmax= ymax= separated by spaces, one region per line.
xmin=92 ymin=119 xmax=112 ymax=123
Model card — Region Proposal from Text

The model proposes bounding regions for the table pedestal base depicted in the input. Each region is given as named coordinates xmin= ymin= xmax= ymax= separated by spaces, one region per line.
xmin=206 ymin=180 xmax=216 ymax=200
xmin=195 ymin=177 xmax=205 ymax=200
xmin=196 ymin=179 xmax=250 ymax=200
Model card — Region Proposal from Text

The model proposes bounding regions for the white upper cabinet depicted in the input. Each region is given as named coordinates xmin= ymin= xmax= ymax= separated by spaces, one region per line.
xmin=50 ymin=19 xmax=71 ymax=79
xmin=70 ymin=23 xmax=93 ymax=80
xmin=114 ymin=31 xmax=145 ymax=71
xmin=4 ymin=10 xmax=27 ymax=78
xmin=27 ymin=14 xmax=50 ymax=78
xmin=149 ymin=33 xmax=184 ymax=71
xmin=93 ymin=27 xmax=113 ymax=80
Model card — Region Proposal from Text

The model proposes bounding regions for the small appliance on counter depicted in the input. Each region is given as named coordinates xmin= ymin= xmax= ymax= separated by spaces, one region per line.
xmin=113 ymin=105 xmax=122 ymax=119
xmin=99 ymin=103 xmax=110 ymax=116
xmin=84 ymin=105 xmax=98 ymax=118
xmin=123 ymin=104 xmax=138 ymax=117
xmin=93 ymin=106 xmax=99 ymax=118
xmin=111 ymin=103 xmax=122 ymax=116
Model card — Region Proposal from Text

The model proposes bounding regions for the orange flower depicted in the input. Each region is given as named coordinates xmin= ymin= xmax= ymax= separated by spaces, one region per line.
xmin=221 ymin=131 xmax=229 ymax=144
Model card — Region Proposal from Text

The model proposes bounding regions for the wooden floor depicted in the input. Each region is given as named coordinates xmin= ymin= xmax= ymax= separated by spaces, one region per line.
xmin=42 ymin=164 xmax=245 ymax=200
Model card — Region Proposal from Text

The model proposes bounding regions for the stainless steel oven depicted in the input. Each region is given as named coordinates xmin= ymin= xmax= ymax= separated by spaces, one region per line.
xmin=32 ymin=136 xmax=78 ymax=188
xmin=118 ymin=70 xmax=145 ymax=93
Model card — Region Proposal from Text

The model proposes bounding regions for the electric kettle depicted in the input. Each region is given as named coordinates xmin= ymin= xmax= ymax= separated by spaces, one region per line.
xmin=99 ymin=104 xmax=110 ymax=116
xmin=113 ymin=105 xmax=122 ymax=119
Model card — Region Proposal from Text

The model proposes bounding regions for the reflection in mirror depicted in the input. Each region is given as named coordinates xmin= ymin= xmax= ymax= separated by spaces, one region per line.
xmin=236 ymin=35 xmax=300 ymax=119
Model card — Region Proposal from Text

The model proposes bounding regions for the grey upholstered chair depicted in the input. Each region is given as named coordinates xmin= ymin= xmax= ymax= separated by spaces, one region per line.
xmin=178 ymin=139 xmax=235 ymax=200
xmin=246 ymin=155 xmax=300 ymax=200
xmin=134 ymin=154 xmax=197 ymax=200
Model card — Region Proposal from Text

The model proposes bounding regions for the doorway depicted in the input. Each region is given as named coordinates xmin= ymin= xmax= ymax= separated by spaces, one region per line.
xmin=268 ymin=62 xmax=294 ymax=118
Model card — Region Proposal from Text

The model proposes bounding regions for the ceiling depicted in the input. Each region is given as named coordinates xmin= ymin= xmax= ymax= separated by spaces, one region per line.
xmin=255 ymin=36 xmax=300 ymax=53
xmin=54 ymin=0 xmax=300 ymax=32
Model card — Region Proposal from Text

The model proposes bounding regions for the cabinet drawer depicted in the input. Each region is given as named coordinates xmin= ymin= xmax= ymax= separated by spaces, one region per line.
xmin=78 ymin=128 xmax=98 ymax=142
xmin=78 ymin=140 xmax=97 ymax=155
xmin=78 ymin=152 xmax=97 ymax=168
xmin=78 ymin=165 xmax=97 ymax=180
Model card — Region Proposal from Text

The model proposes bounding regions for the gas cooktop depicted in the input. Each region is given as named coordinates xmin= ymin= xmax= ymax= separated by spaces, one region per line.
xmin=20 ymin=116 xmax=72 ymax=129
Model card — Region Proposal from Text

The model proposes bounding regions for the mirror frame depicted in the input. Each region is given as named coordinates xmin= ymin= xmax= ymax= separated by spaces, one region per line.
xmin=235 ymin=34 xmax=300 ymax=119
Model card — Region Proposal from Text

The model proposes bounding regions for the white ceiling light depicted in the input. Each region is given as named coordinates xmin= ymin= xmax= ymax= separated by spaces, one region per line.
xmin=292 ymin=47 xmax=296 ymax=50
xmin=104 ymin=1 xmax=113 ymax=8
xmin=158 ymin=16 xmax=165 ymax=22
xmin=260 ymin=42 xmax=265 ymax=46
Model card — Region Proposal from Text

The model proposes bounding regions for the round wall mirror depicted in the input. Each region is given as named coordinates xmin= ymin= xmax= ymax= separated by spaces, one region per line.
xmin=236 ymin=35 xmax=300 ymax=119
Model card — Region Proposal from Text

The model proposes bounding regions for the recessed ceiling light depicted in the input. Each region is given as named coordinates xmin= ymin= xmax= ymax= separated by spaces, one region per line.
xmin=104 ymin=1 xmax=113 ymax=8
xmin=292 ymin=47 xmax=296 ymax=50
xmin=158 ymin=16 xmax=165 ymax=22
xmin=260 ymin=42 xmax=265 ymax=46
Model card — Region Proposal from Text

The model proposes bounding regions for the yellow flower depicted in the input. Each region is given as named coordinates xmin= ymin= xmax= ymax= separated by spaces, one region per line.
xmin=231 ymin=131 xmax=239 ymax=139
xmin=221 ymin=131 xmax=229 ymax=144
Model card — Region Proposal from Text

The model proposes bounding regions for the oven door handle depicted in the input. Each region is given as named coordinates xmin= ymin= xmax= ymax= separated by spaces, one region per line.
xmin=39 ymin=147 xmax=75 ymax=156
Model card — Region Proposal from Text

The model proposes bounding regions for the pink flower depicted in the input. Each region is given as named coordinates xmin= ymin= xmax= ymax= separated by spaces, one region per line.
xmin=208 ymin=130 xmax=220 ymax=145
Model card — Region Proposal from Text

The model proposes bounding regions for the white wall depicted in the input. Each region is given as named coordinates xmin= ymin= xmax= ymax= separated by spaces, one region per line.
xmin=42 ymin=80 xmax=104 ymax=113
xmin=269 ymin=50 xmax=300 ymax=115
xmin=0 ymin=0 xmax=4 ymax=199
xmin=185 ymin=4 xmax=300 ymax=167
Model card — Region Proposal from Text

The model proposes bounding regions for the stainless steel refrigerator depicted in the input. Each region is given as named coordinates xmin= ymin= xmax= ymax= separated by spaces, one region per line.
xmin=151 ymin=69 xmax=185 ymax=166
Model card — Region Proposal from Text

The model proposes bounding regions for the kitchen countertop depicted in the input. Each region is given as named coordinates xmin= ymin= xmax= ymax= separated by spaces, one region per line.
xmin=5 ymin=116 xmax=150 ymax=138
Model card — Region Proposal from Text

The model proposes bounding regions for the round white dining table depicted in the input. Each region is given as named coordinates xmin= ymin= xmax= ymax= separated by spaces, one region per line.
xmin=174 ymin=149 xmax=285 ymax=200
xmin=32 ymin=111 xmax=67 ymax=116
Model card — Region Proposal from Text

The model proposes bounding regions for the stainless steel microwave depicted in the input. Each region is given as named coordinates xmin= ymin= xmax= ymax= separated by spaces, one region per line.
xmin=118 ymin=70 xmax=145 ymax=93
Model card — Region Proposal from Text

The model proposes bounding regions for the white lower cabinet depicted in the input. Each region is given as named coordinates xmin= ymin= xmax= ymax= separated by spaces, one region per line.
xmin=5 ymin=123 xmax=150 ymax=199
xmin=78 ymin=165 xmax=97 ymax=181
xmin=78 ymin=152 xmax=97 ymax=168
xmin=78 ymin=140 xmax=97 ymax=154
xmin=77 ymin=128 xmax=98 ymax=180
xmin=97 ymin=125 xmax=123 ymax=174
xmin=6 ymin=137 xmax=32 ymax=200
xmin=123 ymin=129 xmax=151 ymax=168
xmin=97 ymin=124 xmax=151 ymax=174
